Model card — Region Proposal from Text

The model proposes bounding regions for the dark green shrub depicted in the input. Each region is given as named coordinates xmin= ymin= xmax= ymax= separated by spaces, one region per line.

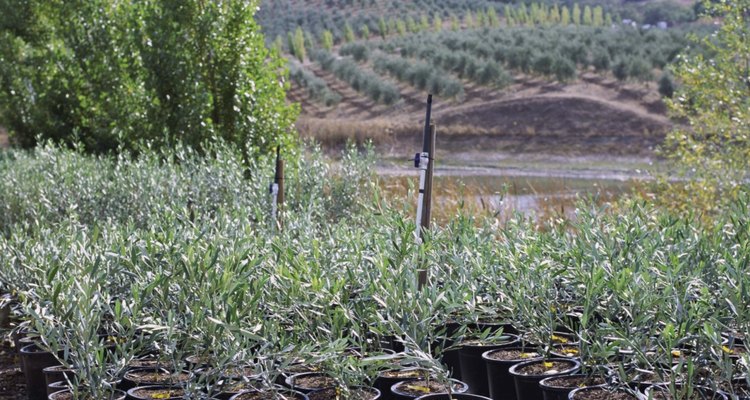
xmin=0 ymin=0 xmax=298 ymax=154
xmin=613 ymin=58 xmax=630 ymax=81
xmin=532 ymin=53 xmax=555 ymax=76
xmin=591 ymin=49 xmax=611 ymax=72
xmin=628 ymin=57 xmax=653 ymax=81
xmin=340 ymin=43 xmax=370 ymax=62
xmin=553 ymin=57 xmax=577 ymax=82
xmin=658 ymin=71 xmax=675 ymax=98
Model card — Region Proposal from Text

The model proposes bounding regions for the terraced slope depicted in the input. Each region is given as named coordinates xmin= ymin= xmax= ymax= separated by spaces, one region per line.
xmin=258 ymin=0 xmax=704 ymax=156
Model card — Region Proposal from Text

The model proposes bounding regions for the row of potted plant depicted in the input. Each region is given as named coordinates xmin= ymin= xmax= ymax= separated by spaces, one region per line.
xmin=1 ymin=143 xmax=749 ymax=400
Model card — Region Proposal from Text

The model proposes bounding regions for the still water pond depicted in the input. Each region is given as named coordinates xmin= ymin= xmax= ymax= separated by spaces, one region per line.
xmin=379 ymin=169 xmax=636 ymax=219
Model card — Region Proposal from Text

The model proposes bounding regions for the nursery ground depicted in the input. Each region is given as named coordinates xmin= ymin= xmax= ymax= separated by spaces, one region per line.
xmin=0 ymin=339 xmax=24 ymax=400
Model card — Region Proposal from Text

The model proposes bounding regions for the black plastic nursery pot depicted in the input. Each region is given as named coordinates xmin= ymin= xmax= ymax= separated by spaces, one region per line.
xmin=229 ymin=388 xmax=309 ymax=400
xmin=567 ymin=386 xmax=642 ymax=400
xmin=508 ymin=358 xmax=581 ymax=400
xmin=21 ymin=344 xmax=63 ymax=400
xmin=278 ymin=363 xmax=321 ymax=387
xmin=549 ymin=345 xmax=581 ymax=360
xmin=19 ymin=334 xmax=40 ymax=348
xmin=307 ymin=386 xmax=380 ymax=400
xmin=127 ymin=355 xmax=167 ymax=370
xmin=644 ymin=384 xmax=728 ymax=400
xmin=383 ymin=335 xmax=406 ymax=353
xmin=390 ymin=378 xmax=469 ymax=400
xmin=538 ymin=374 xmax=607 ymax=400
xmin=0 ymin=299 xmax=10 ymax=329
xmin=549 ymin=333 xmax=579 ymax=347
xmin=622 ymin=367 xmax=673 ymax=391
xmin=43 ymin=365 xmax=76 ymax=396
xmin=48 ymin=381 xmax=69 ymax=394
xmin=442 ymin=347 xmax=462 ymax=381
xmin=723 ymin=331 xmax=746 ymax=347
xmin=374 ymin=368 xmax=430 ymax=400
xmin=433 ymin=321 xmax=463 ymax=380
xmin=482 ymin=347 xmax=543 ymax=400
xmin=472 ymin=321 xmax=519 ymax=336
xmin=459 ymin=334 xmax=521 ymax=396
xmin=12 ymin=327 xmax=28 ymax=353
xmin=213 ymin=378 xmax=265 ymax=400
xmin=415 ymin=394 xmax=492 ymax=400
xmin=126 ymin=386 xmax=186 ymax=400
xmin=120 ymin=368 xmax=191 ymax=391
xmin=49 ymin=388 xmax=126 ymax=400
xmin=186 ymin=354 xmax=215 ymax=369
xmin=285 ymin=372 xmax=338 ymax=394
xmin=720 ymin=377 xmax=750 ymax=400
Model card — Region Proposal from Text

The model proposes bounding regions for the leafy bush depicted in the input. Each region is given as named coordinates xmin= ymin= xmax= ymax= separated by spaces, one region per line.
xmin=553 ymin=57 xmax=577 ymax=82
xmin=612 ymin=57 xmax=630 ymax=81
xmin=0 ymin=0 xmax=298 ymax=154
xmin=340 ymin=43 xmax=371 ymax=62
xmin=660 ymin=0 xmax=750 ymax=215
xmin=373 ymin=53 xmax=465 ymax=98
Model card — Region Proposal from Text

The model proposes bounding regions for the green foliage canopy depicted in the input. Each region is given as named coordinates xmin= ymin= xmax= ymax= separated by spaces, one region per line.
xmin=662 ymin=0 xmax=750 ymax=213
xmin=0 ymin=0 xmax=299 ymax=154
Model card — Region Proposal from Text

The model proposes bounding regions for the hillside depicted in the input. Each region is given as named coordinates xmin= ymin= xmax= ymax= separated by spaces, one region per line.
xmin=260 ymin=0 xmax=704 ymax=157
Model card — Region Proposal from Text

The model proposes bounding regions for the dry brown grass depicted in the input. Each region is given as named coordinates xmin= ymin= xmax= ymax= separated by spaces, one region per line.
xmin=377 ymin=175 xmax=613 ymax=227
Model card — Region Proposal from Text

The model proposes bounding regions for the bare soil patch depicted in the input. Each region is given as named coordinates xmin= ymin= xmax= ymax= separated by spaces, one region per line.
xmin=292 ymin=71 xmax=673 ymax=157
xmin=0 ymin=338 xmax=25 ymax=400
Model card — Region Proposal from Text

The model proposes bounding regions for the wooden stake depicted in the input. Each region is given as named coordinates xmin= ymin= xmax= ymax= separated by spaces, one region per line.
xmin=275 ymin=147 xmax=284 ymax=217
xmin=420 ymin=124 xmax=436 ymax=231
xmin=416 ymin=94 xmax=435 ymax=289
xmin=271 ymin=147 xmax=284 ymax=231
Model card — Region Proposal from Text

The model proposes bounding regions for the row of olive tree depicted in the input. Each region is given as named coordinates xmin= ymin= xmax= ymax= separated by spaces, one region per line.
xmin=382 ymin=25 xmax=695 ymax=83
xmin=314 ymin=50 xmax=400 ymax=105
xmin=372 ymin=53 xmax=464 ymax=99
xmin=289 ymin=63 xmax=342 ymax=107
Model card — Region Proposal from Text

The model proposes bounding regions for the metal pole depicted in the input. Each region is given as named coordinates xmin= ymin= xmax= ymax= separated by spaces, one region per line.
xmin=275 ymin=146 xmax=284 ymax=215
xmin=270 ymin=147 xmax=284 ymax=231
xmin=415 ymin=95 xmax=433 ymax=241
xmin=420 ymin=124 xmax=436 ymax=231
xmin=415 ymin=95 xmax=435 ymax=290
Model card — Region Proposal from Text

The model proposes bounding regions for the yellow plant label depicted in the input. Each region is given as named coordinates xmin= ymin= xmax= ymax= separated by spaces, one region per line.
xmin=551 ymin=335 xmax=568 ymax=343
xmin=406 ymin=385 xmax=432 ymax=393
